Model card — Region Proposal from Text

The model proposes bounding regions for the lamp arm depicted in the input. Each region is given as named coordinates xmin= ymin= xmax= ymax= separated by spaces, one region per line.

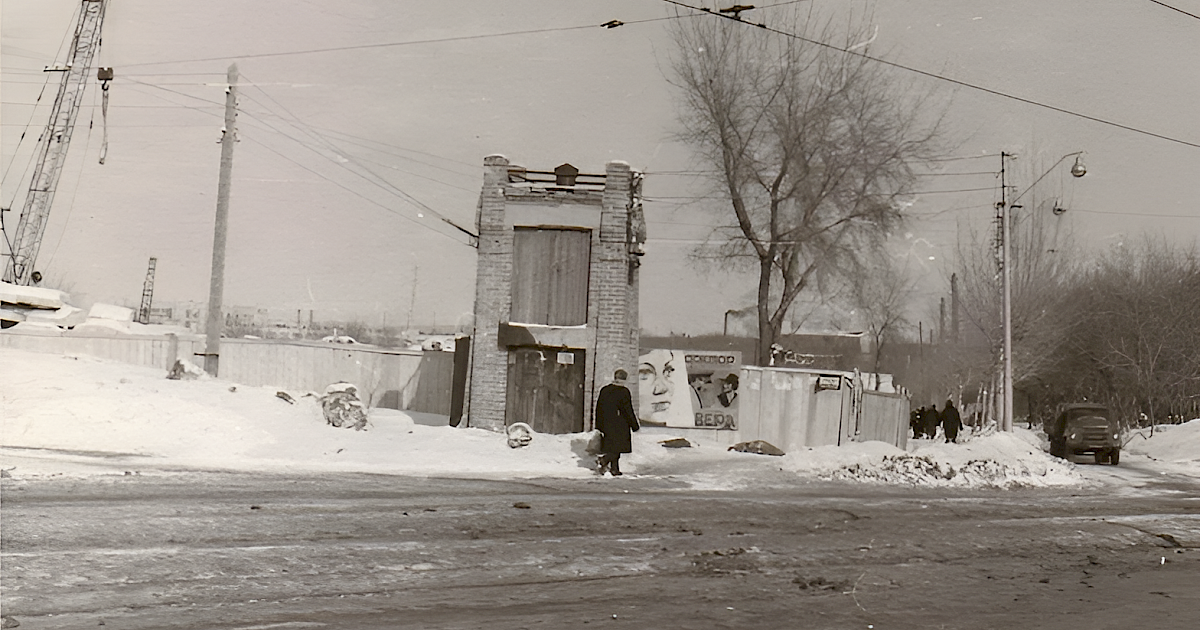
xmin=1009 ymin=151 xmax=1084 ymax=205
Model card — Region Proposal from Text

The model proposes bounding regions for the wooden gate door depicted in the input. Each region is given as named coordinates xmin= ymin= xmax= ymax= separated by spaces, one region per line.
xmin=506 ymin=347 xmax=586 ymax=434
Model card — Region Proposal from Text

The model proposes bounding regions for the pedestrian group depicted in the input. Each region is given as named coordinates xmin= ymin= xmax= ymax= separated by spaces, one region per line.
xmin=910 ymin=399 xmax=962 ymax=443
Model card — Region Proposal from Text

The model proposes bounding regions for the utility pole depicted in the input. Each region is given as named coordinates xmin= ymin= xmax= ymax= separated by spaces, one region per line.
xmin=998 ymin=151 xmax=1014 ymax=432
xmin=950 ymin=273 xmax=959 ymax=344
xmin=938 ymin=298 xmax=945 ymax=346
xmin=203 ymin=64 xmax=238 ymax=376
xmin=406 ymin=264 xmax=419 ymax=331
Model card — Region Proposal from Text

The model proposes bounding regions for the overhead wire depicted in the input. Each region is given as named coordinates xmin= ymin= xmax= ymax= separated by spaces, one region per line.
xmin=62 ymin=74 xmax=477 ymax=243
xmin=41 ymin=82 xmax=100 ymax=272
xmin=299 ymin=124 xmax=478 ymax=176
xmin=1 ymin=0 xmax=82 ymax=204
xmin=120 ymin=14 xmax=688 ymax=69
xmin=237 ymin=73 xmax=477 ymax=240
xmin=660 ymin=0 xmax=1200 ymax=150
xmin=1147 ymin=0 xmax=1200 ymax=20
xmin=1072 ymin=208 xmax=1200 ymax=219
xmin=237 ymin=133 xmax=473 ymax=247
xmin=232 ymin=108 xmax=476 ymax=244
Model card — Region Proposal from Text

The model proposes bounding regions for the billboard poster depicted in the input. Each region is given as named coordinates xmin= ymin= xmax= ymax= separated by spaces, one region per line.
xmin=638 ymin=349 xmax=742 ymax=430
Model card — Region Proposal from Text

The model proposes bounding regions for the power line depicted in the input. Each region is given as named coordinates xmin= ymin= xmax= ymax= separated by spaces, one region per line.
xmin=1073 ymin=208 xmax=1200 ymax=219
xmin=237 ymin=74 xmax=477 ymax=240
xmin=0 ymin=76 xmax=53 ymax=196
xmin=913 ymin=186 xmax=998 ymax=195
xmin=115 ymin=77 xmax=476 ymax=244
xmin=1147 ymin=0 xmax=1200 ymax=20
xmin=661 ymin=0 xmax=1200 ymax=150
xmin=301 ymin=125 xmax=478 ymax=176
xmin=646 ymin=185 xmax=996 ymax=202
xmin=121 ymin=17 xmax=673 ymax=68
xmin=927 ymin=153 xmax=1001 ymax=162
xmin=121 ymin=77 xmax=227 ymax=108
xmin=1 ymin=101 xmax=222 ymax=109
xmin=112 ymin=11 xmax=716 ymax=69
xmin=239 ymin=133 xmax=473 ymax=247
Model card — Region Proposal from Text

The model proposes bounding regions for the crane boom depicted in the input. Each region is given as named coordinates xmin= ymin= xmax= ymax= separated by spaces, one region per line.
xmin=3 ymin=0 xmax=109 ymax=285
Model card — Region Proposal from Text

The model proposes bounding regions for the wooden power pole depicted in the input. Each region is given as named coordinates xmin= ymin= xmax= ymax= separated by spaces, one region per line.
xmin=203 ymin=64 xmax=238 ymax=376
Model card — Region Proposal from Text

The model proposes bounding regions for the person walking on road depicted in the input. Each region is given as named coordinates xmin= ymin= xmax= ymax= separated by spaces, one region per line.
xmin=911 ymin=407 xmax=923 ymax=439
xmin=924 ymin=403 xmax=940 ymax=439
xmin=941 ymin=399 xmax=962 ymax=443
xmin=594 ymin=369 xmax=641 ymax=476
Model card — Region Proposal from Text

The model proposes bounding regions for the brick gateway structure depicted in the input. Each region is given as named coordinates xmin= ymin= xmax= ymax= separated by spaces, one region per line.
xmin=465 ymin=156 xmax=645 ymax=433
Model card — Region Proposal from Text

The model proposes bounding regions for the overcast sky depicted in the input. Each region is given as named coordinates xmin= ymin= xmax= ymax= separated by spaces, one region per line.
xmin=3 ymin=0 xmax=1197 ymax=335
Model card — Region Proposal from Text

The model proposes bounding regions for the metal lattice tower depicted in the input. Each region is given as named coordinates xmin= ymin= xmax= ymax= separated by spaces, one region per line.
xmin=2 ymin=0 xmax=109 ymax=285
xmin=138 ymin=257 xmax=157 ymax=324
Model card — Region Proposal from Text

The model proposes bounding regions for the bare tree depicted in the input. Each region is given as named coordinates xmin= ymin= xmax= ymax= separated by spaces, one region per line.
xmin=947 ymin=181 xmax=1083 ymax=420
xmin=667 ymin=6 xmax=942 ymax=365
xmin=850 ymin=252 xmax=918 ymax=389
xmin=1075 ymin=237 xmax=1200 ymax=427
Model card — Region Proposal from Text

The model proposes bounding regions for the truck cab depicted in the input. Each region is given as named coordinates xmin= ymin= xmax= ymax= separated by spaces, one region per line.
xmin=1047 ymin=403 xmax=1120 ymax=465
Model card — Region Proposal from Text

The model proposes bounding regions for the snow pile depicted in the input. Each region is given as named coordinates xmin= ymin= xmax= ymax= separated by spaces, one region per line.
xmin=1 ymin=346 xmax=1181 ymax=487
xmin=1125 ymin=419 xmax=1200 ymax=463
xmin=780 ymin=429 xmax=1084 ymax=488
xmin=0 ymin=348 xmax=596 ymax=479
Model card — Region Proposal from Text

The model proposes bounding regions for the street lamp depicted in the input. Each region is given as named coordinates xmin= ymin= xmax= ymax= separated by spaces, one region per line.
xmin=997 ymin=151 xmax=1086 ymax=432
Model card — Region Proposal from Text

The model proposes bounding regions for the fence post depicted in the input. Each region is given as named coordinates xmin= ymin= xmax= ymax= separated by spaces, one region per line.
xmin=166 ymin=333 xmax=179 ymax=371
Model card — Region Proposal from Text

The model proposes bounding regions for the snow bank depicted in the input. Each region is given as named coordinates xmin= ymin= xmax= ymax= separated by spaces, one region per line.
xmin=1125 ymin=419 xmax=1200 ymax=463
xmin=0 ymin=348 xmax=599 ymax=479
xmin=0 ymin=346 xmax=1129 ymax=488
xmin=779 ymin=428 xmax=1084 ymax=488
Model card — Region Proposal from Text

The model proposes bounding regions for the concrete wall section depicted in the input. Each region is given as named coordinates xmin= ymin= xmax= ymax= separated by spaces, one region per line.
xmin=3 ymin=329 xmax=430 ymax=412
xmin=1 ymin=327 xmax=202 ymax=371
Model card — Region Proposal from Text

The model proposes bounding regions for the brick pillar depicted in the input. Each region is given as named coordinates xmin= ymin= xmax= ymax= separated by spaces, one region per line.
xmin=588 ymin=161 xmax=637 ymax=425
xmin=467 ymin=154 xmax=513 ymax=431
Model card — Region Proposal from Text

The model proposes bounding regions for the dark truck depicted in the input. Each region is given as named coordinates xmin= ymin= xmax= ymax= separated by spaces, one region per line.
xmin=1047 ymin=403 xmax=1121 ymax=465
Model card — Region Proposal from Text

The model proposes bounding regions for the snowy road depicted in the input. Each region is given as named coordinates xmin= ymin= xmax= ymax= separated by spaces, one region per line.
xmin=1065 ymin=452 xmax=1200 ymax=496
xmin=2 ymin=469 xmax=1198 ymax=630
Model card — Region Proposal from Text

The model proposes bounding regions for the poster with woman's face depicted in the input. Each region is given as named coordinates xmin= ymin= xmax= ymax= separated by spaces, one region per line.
xmin=637 ymin=349 xmax=692 ymax=427
xmin=638 ymin=349 xmax=741 ymax=429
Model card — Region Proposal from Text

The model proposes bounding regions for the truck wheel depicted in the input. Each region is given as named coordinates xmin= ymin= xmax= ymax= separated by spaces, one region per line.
xmin=1110 ymin=449 xmax=1119 ymax=465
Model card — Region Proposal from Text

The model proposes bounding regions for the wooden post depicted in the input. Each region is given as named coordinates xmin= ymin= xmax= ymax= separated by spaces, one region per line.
xmin=203 ymin=63 xmax=238 ymax=376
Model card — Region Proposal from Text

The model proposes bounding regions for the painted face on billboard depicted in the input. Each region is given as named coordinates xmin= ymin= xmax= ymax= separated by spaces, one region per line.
xmin=638 ymin=349 xmax=684 ymax=426
xmin=639 ymin=349 xmax=742 ymax=430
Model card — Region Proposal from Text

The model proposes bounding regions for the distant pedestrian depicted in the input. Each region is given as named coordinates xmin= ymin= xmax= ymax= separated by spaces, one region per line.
xmin=924 ymin=403 xmax=940 ymax=439
xmin=594 ymin=369 xmax=641 ymax=476
xmin=941 ymin=399 xmax=962 ymax=443
xmin=910 ymin=408 xmax=923 ymax=439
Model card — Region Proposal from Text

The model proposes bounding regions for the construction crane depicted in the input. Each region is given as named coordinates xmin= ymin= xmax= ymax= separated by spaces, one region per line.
xmin=137 ymin=256 xmax=157 ymax=324
xmin=2 ymin=0 xmax=109 ymax=286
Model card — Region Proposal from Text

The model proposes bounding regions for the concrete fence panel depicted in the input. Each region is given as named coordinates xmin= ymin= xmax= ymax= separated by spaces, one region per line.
xmin=858 ymin=389 xmax=909 ymax=449
xmin=1 ymin=330 xmax=448 ymax=413
xmin=1 ymin=328 xmax=202 ymax=370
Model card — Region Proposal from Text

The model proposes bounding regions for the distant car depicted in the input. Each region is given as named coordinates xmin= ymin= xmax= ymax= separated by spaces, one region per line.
xmin=321 ymin=335 xmax=359 ymax=345
xmin=1047 ymin=403 xmax=1121 ymax=465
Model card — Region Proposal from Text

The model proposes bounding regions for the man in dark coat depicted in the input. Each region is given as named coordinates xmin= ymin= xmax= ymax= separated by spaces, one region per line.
xmin=941 ymin=399 xmax=962 ymax=443
xmin=594 ymin=369 xmax=640 ymax=476
xmin=924 ymin=403 xmax=940 ymax=439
